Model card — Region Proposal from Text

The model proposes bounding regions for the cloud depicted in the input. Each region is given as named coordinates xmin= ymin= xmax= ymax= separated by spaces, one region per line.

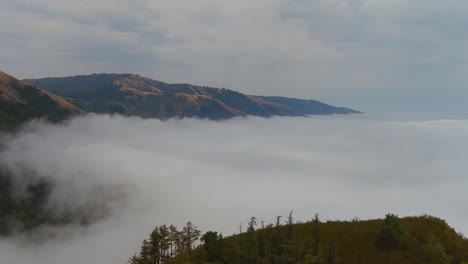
xmin=0 ymin=114 xmax=467 ymax=263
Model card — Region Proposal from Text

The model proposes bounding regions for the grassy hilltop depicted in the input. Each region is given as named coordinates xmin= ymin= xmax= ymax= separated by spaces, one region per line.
xmin=128 ymin=213 xmax=468 ymax=264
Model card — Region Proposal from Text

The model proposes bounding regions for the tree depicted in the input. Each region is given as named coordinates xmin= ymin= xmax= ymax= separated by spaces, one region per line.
xmin=201 ymin=231 xmax=223 ymax=263
xmin=286 ymin=211 xmax=294 ymax=241
xmin=127 ymin=254 xmax=140 ymax=264
xmin=182 ymin=221 xmax=201 ymax=261
xmin=246 ymin=217 xmax=258 ymax=264
xmin=139 ymin=239 xmax=152 ymax=264
xmin=271 ymin=216 xmax=283 ymax=264
xmin=376 ymin=214 xmax=408 ymax=249
xmin=169 ymin=225 xmax=178 ymax=258
xmin=223 ymin=236 xmax=241 ymax=264
xmin=312 ymin=214 xmax=320 ymax=257
xmin=258 ymin=220 xmax=267 ymax=264
xmin=159 ymin=225 xmax=170 ymax=263
xmin=247 ymin=217 xmax=257 ymax=233
xmin=423 ymin=240 xmax=452 ymax=264
xmin=149 ymin=227 xmax=161 ymax=264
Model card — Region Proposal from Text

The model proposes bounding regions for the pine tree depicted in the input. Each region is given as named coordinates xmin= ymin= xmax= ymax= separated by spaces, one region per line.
xmin=201 ymin=231 xmax=223 ymax=262
xmin=246 ymin=217 xmax=258 ymax=264
xmin=286 ymin=211 xmax=294 ymax=241
xmin=271 ymin=216 xmax=283 ymax=264
xmin=182 ymin=221 xmax=201 ymax=261
xmin=159 ymin=225 xmax=170 ymax=263
xmin=149 ymin=227 xmax=161 ymax=264
xmin=258 ymin=220 xmax=267 ymax=264
xmin=127 ymin=254 xmax=140 ymax=264
xmin=312 ymin=214 xmax=320 ymax=257
xmin=169 ymin=225 xmax=178 ymax=258
xmin=139 ymin=239 xmax=152 ymax=264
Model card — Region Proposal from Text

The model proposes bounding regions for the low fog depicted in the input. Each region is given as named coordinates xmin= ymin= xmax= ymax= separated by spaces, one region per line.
xmin=1 ymin=114 xmax=467 ymax=264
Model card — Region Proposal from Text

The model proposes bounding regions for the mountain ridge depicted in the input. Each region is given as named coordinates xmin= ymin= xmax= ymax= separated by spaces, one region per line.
xmin=24 ymin=73 xmax=359 ymax=120
xmin=0 ymin=70 xmax=359 ymax=129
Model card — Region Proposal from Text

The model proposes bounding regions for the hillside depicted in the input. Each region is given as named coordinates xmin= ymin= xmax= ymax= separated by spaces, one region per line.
xmin=0 ymin=71 xmax=82 ymax=130
xmin=128 ymin=214 xmax=468 ymax=264
xmin=24 ymin=74 xmax=358 ymax=119
xmin=256 ymin=96 xmax=357 ymax=115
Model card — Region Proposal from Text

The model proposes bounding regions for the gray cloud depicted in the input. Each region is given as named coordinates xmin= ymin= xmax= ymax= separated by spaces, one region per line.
xmin=0 ymin=115 xmax=467 ymax=264
xmin=2 ymin=0 xmax=468 ymax=115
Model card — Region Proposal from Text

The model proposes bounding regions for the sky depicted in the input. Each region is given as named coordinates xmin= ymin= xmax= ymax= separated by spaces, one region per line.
xmin=1 ymin=0 xmax=468 ymax=115
xmin=1 ymin=115 xmax=467 ymax=264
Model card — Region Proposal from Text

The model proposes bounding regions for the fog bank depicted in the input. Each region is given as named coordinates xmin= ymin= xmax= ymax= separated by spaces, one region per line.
xmin=1 ymin=114 xmax=467 ymax=263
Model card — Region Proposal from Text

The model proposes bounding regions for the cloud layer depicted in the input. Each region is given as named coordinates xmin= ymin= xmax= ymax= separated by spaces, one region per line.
xmin=0 ymin=114 xmax=467 ymax=264
xmin=1 ymin=0 xmax=468 ymax=114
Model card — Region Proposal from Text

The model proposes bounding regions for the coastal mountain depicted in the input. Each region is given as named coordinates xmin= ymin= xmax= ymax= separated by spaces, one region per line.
xmin=0 ymin=70 xmax=358 ymax=129
xmin=24 ymin=73 xmax=359 ymax=120
xmin=0 ymin=71 xmax=82 ymax=129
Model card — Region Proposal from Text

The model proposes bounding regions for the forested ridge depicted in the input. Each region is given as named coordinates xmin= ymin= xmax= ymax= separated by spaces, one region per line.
xmin=127 ymin=213 xmax=468 ymax=264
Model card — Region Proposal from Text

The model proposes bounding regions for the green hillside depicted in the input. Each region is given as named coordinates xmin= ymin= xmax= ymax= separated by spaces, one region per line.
xmin=127 ymin=214 xmax=468 ymax=264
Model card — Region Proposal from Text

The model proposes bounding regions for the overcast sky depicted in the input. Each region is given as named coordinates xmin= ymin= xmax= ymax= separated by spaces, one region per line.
xmin=1 ymin=115 xmax=467 ymax=264
xmin=1 ymin=0 xmax=468 ymax=115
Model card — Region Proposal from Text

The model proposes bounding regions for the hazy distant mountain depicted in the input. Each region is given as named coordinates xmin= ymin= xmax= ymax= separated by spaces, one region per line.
xmin=24 ymin=73 xmax=359 ymax=120
xmin=256 ymin=96 xmax=358 ymax=115
xmin=0 ymin=71 xmax=82 ymax=129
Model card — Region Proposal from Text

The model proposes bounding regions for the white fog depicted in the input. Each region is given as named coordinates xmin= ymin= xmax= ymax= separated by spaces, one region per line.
xmin=0 ymin=114 xmax=467 ymax=264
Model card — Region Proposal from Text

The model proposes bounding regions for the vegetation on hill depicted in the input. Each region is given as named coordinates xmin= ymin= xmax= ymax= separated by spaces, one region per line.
xmin=0 ymin=71 xmax=81 ymax=130
xmin=24 ymin=73 xmax=358 ymax=120
xmin=127 ymin=213 xmax=468 ymax=264
xmin=0 ymin=70 xmax=358 ymax=128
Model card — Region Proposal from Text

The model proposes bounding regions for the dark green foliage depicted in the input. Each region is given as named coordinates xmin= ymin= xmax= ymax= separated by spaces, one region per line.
xmin=376 ymin=214 xmax=408 ymax=249
xmin=201 ymin=231 xmax=223 ymax=263
xmin=312 ymin=214 xmax=320 ymax=257
xmin=422 ymin=240 xmax=453 ymax=264
xmin=244 ymin=217 xmax=258 ymax=264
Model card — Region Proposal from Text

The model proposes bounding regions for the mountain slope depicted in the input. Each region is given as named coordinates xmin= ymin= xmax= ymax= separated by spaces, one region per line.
xmin=129 ymin=214 xmax=468 ymax=264
xmin=24 ymin=74 xmax=358 ymax=119
xmin=0 ymin=71 xmax=82 ymax=129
